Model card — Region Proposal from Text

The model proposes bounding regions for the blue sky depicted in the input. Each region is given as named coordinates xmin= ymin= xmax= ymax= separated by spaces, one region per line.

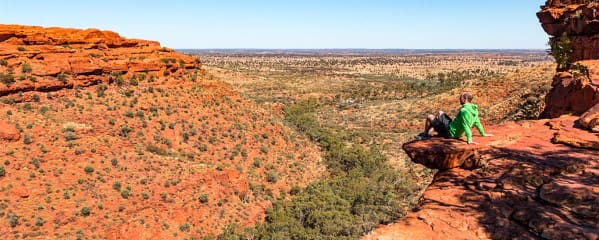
xmin=0 ymin=0 xmax=548 ymax=49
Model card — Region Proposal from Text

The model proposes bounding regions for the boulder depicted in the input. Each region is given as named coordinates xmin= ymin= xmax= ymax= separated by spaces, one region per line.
xmin=580 ymin=102 xmax=599 ymax=132
xmin=402 ymin=138 xmax=487 ymax=170
xmin=550 ymin=115 xmax=599 ymax=149
xmin=0 ymin=121 xmax=19 ymax=141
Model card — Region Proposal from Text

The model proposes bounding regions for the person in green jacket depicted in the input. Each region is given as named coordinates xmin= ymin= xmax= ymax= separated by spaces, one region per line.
xmin=421 ymin=92 xmax=493 ymax=144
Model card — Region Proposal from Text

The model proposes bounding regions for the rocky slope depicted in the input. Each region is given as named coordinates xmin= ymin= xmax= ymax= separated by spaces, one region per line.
xmin=0 ymin=25 xmax=323 ymax=239
xmin=365 ymin=1 xmax=599 ymax=239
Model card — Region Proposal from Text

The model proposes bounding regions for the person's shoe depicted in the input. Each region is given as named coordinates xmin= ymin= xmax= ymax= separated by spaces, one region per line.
xmin=415 ymin=132 xmax=431 ymax=140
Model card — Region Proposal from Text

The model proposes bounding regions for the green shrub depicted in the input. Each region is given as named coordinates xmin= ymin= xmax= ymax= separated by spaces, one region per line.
xmin=57 ymin=73 xmax=68 ymax=83
xmin=259 ymin=145 xmax=269 ymax=154
xmin=0 ymin=165 xmax=5 ymax=177
xmin=23 ymin=102 xmax=32 ymax=111
xmin=80 ymin=206 xmax=91 ymax=216
xmin=64 ymin=130 xmax=77 ymax=141
xmin=35 ymin=216 xmax=45 ymax=226
xmin=84 ymin=166 xmax=94 ymax=174
xmin=266 ymin=171 xmax=278 ymax=183
xmin=146 ymin=144 xmax=168 ymax=156
xmin=129 ymin=77 xmax=138 ymax=86
xmin=111 ymin=158 xmax=118 ymax=166
xmin=549 ymin=32 xmax=572 ymax=70
xmin=96 ymin=83 xmax=108 ymax=97
xmin=118 ymin=125 xmax=132 ymax=137
xmin=31 ymin=158 xmax=40 ymax=169
xmin=8 ymin=213 xmax=19 ymax=227
xmin=63 ymin=190 xmax=70 ymax=199
xmin=199 ymin=193 xmax=209 ymax=203
xmin=571 ymin=62 xmax=590 ymax=79
xmin=0 ymin=73 xmax=15 ymax=86
xmin=113 ymin=181 xmax=121 ymax=191
xmin=179 ymin=223 xmax=190 ymax=232
xmin=121 ymin=189 xmax=130 ymax=199
xmin=21 ymin=63 xmax=32 ymax=73
xmin=0 ymin=59 xmax=7 ymax=66
xmin=114 ymin=73 xmax=124 ymax=86
xmin=23 ymin=134 xmax=33 ymax=145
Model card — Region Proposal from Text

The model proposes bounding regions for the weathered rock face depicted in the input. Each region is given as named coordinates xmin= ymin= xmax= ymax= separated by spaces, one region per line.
xmin=544 ymin=0 xmax=598 ymax=7
xmin=538 ymin=1 xmax=599 ymax=117
xmin=364 ymin=119 xmax=599 ymax=240
xmin=542 ymin=67 xmax=599 ymax=117
xmin=402 ymin=138 xmax=487 ymax=170
xmin=539 ymin=1 xmax=599 ymax=62
xmin=0 ymin=24 xmax=199 ymax=95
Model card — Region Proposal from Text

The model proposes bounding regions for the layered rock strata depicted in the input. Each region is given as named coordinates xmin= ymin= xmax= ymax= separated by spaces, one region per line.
xmin=0 ymin=24 xmax=199 ymax=95
xmin=538 ymin=1 xmax=599 ymax=117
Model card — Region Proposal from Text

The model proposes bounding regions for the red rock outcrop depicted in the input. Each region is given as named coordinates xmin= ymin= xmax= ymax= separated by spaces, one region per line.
xmin=364 ymin=119 xmax=599 ymax=240
xmin=0 ymin=24 xmax=199 ymax=95
xmin=0 ymin=120 xmax=19 ymax=141
xmin=402 ymin=138 xmax=487 ymax=170
xmin=581 ymin=102 xmax=599 ymax=131
xmin=538 ymin=1 xmax=599 ymax=117
xmin=550 ymin=115 xmax=599 ymax=149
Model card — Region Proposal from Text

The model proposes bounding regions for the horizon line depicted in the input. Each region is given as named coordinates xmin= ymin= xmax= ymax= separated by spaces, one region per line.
xmin=176 ymin=48 xmax=548 ymax=51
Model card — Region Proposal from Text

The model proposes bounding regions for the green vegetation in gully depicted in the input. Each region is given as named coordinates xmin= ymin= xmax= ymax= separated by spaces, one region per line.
xmin=206 ymin=51 xmax=552 ymax=239
xmin=219 ymin=99 xmax=420 ymax=239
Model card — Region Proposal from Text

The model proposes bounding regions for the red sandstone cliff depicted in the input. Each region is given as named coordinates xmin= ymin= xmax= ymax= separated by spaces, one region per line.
xmin=0 ymin=24 xmax=199 ymax=95
xmin=538 ymin=1 xmax=599 ymax=118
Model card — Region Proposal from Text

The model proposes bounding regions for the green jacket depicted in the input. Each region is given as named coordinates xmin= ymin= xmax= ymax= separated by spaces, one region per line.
xmin=449 ymin=103 xmax=486 ymax=143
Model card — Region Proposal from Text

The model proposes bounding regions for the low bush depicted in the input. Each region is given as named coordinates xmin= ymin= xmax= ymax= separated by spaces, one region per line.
xmin=0 ymin=73 xmax=15 ymax=86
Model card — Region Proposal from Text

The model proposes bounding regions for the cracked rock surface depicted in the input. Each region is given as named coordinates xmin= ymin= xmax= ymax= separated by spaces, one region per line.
xmin=364 ymin=119 xmax=599 ymax=240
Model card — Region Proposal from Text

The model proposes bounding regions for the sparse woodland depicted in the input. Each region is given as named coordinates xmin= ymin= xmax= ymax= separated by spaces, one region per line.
xmin=195 ymin=50 xmax=555 ymax=239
